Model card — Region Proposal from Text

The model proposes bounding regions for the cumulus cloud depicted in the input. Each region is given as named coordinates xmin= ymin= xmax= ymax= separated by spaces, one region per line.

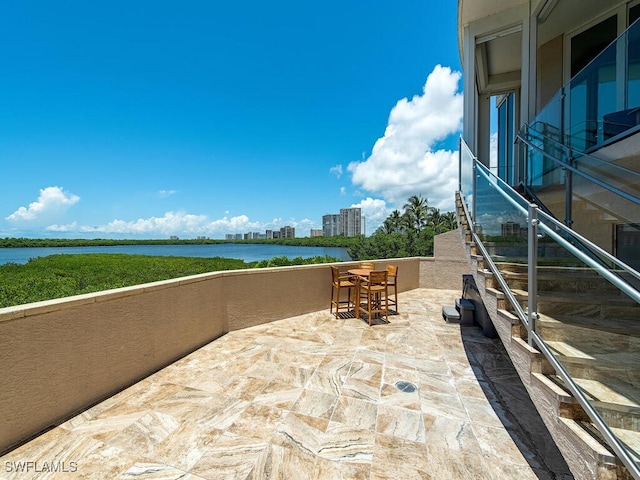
xmin=330 ymin=165 xmax=343 ymax=178
xmin=6 ymin=186 xmax=80 ymax=223
xmin=46 ymin=221 xmax=79 ymax=232
xmin=44 ymin=211 xmax=320 ymax=238
xmin=349 ymin=197 xmax=391 ymax=235
xmin=72 ymin=211 xmax=244 ymax=236
xmin=348 ymin=65 xmax=463 ymax=212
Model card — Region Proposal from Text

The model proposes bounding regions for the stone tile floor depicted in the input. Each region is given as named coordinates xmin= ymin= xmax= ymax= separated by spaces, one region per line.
xmin=0 ymin=288 xmax=573 ymax=479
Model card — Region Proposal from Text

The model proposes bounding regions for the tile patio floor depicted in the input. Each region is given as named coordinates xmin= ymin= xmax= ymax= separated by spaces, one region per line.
xmin=1 ymin=288 xmax=574 ymax=479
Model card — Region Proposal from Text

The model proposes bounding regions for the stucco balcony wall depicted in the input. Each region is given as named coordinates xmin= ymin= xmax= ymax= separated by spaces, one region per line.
xmin=0 ymin=250 xmax=466 ymax=455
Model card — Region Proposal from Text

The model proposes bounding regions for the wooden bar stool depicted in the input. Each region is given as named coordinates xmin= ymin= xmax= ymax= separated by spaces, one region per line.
xmin=330 ymin=266 xmax=356 ymax=318
xmin=359 ymin=270 xmax=389 ymax=326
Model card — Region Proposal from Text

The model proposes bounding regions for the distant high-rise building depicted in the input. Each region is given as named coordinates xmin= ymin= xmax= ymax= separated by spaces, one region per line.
xmin=322 ymin=214 xmax=340 ymax=237
xmin=280 ymin=226 xmax=295 ymax=238
xmin=310 ymin=229 xmax=323 ymax=237
xmin=339 ymin=208 xmax=362 ymax=237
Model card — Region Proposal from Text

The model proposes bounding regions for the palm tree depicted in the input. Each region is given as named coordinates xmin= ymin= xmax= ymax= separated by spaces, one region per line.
xmin=376 ymin=218 xmax=395 ymax=235
xmin=388 ymin=210 xmax=404 ymax=232
xmin=442 ymin=211 xmax=458 ymax=230
xmin=403 ymin=194 xmax=429 ymax=231
xmin=427 ymin=207 xmax=441 ymax=229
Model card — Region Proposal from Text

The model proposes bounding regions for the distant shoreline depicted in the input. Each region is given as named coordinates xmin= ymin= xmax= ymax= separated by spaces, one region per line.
xmin=0 ymin=236 xmax=359 ymax=249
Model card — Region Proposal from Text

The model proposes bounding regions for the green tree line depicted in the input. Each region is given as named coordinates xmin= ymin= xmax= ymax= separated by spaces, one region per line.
xmin=0 ymin=236 xmax=359 ymax=249
xmin=348 ymin=194 xmax=457 ymax=260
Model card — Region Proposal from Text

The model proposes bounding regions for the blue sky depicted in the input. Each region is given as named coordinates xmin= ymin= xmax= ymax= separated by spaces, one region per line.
xmin=1 ymin=1 xmax=463 ymax=239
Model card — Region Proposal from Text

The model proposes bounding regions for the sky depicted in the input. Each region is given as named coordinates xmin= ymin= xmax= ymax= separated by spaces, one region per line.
xmin=0 ymin=1 xmax=463 ymax=239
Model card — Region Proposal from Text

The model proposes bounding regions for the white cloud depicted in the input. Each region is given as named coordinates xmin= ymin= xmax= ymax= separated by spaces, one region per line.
xmin=83 ymin=211 xmax=209 ymax=235
xmin=46 ymin=221 xmax=78 ymax=232
xmin=6 ymin=186 xmax=80 ymax=223
xmin=158 ymin=189 xmax=178 ymax=198
xmin=44 ymin=211 xmax=321 ymax=238
xmin=340 ymin=187 xmax=346 ymax=196
xmin=348 ymin=65 xmax=463 ymax=212
xmin=350 ymin=197 xmax=392 ymax=235
xmin=330 ymin=165 xmax=343 ymax=178
xmin=489 ymin=131 xmax=498 ymax=173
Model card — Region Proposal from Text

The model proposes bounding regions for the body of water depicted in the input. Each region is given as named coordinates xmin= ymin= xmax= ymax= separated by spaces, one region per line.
xmin=0 ymin=244 xmax=352 ymax=266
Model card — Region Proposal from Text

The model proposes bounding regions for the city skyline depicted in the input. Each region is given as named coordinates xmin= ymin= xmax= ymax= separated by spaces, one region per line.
xmin=0 ymin=1 xmax=462 ymax=239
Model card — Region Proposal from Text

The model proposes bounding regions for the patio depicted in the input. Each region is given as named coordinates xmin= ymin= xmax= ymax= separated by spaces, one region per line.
xmin=1 ymin=288 xmax=573 ymax=479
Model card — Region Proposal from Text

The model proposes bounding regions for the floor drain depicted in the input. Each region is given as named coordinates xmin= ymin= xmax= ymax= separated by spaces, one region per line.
xmin=395 ymin=381 xmax=417 ymax=393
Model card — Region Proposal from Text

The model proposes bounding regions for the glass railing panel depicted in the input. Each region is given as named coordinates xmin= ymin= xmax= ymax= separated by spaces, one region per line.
xmin=524 ymin=128 xmax=567 ymax=193
xmin=520 ymin=125 xmax=640 ymax=259
xmin=627 ymin=21 xmax=640 ymax=111
xmin=573 ymin=152 xmax=640 ymax=200
xmin=474 ymin=163 xmax=529 ymax=273
xmin=529 ymin=89 xmax=563 ymax=143
xmin=567 ymin=43 xmax=617 ymax=151
xmin=570 ymin=173 xmax=640 ymax=271
xmin=460 ymin=138 xmax=476 ymax=221
xmin=532 ymin=18 xmax=640 ymax=154
xmin=534 ymin=211 xmax=640 ymax=463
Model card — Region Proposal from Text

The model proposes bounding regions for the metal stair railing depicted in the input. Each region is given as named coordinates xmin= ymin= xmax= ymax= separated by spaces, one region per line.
xmin=458 ymin=137 xmax=640 ymax=479
xmin=474 ymin=161 xmax=640 ymax=300
xmin=518 ymin=124 xmax=640 ymax=208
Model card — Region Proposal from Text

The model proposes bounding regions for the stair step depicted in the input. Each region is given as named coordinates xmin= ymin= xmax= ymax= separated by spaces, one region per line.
xmin=497 ymin=264 xmax=625 ymax=295
xmin=610 ymin=426 xmax=640 ymax=463
xmin=538 ymin=313 xmax=640 ymax=341
xmin=509 ymin=289 xmax=640 ymax=323
xmin=572 ymin=376 xmax=640 ymax=409
xmin=578 ymin=420 xmax=640 ymax=468
xmin=512 ymin=289 xmax=638 ymax=307
xmin=547 ymin=372 xmax=640 ymax=432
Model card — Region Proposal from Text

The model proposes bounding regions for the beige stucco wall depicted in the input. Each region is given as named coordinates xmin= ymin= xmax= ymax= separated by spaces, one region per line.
xmin=537 ymin=34 xmax=563 ymax=112
xmin=420 ymin=229 xmax=472 ymax=290
xmin=0 ymin=253 xmax=459 ymax=455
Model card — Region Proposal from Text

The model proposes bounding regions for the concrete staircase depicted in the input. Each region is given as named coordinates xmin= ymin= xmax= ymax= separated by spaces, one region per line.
xmin=456 ymin=192 xmax=640 ymax=480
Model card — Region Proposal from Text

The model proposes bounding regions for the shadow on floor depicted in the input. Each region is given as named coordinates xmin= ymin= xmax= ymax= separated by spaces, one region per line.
xmin=460 ymin=325 xmax=575 ymax=479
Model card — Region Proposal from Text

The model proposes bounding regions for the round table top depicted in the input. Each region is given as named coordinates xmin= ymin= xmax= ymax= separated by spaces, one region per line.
xmin=348 ymin=268 xmax=373 ymax=276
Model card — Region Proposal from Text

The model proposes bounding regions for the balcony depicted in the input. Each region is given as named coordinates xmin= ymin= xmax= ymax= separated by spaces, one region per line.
xmin=0 ymin=249 xmax=573 ymax=478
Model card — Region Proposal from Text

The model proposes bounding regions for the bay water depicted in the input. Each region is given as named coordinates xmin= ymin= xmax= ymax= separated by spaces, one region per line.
xmin=0 ymin=244 xmax=352 ymax=266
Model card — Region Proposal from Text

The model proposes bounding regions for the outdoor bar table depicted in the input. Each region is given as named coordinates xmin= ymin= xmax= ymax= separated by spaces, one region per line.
xmin=347 ymin=267 xmax=373 ymax=319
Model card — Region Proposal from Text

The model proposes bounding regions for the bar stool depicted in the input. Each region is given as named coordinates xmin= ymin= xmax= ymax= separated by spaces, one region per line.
xmin=330 ymin=266 xmax=356 ymax=318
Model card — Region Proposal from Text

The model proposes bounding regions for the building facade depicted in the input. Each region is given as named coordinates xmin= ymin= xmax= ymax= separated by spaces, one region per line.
xmin=322 ymin=214 xmax=340 ymax=237
xmin=323 ymin=208 xmax=363 ymax=237
xmin=280 ymin=226 xmax=295 ymax=238
xmin=339 ymin=208 xmax=362 ymax=237
xmin=458 ymin=1 xmax=640 ymax=478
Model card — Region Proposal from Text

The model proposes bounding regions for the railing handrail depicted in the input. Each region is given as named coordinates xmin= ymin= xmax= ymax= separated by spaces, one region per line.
xmin=456 ymin=189 xmax=530 ymax=330
xmin=460 ymin=135 xmax=640 ymax=478
xmin=523 ymin=123 xmax=640 ymax=183
xmin=517 ymin=127 xmax=640 ymax=207
xmin=530 ymin=329 xmax=640 ymax=480
xmin=474 ymin=160 xmax=640 ymax=296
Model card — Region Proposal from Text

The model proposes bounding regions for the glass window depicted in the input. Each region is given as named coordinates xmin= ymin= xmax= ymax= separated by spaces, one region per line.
xmin=571 ymin=15 xmax=617 ymax=77
xmin=497 ymin=93 xmax=515 ymax=185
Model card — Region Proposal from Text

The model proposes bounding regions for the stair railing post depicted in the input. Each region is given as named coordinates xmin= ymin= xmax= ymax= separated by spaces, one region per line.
xmin=528 ymin=203 xmax=539 ymax=347
xmin=565 ymin=149 xmax=574 ymax=228
xmin=458 ymin=137 xmax=462 ymax=192
xmin=472 ymin=159 xmax=477 ymax=224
